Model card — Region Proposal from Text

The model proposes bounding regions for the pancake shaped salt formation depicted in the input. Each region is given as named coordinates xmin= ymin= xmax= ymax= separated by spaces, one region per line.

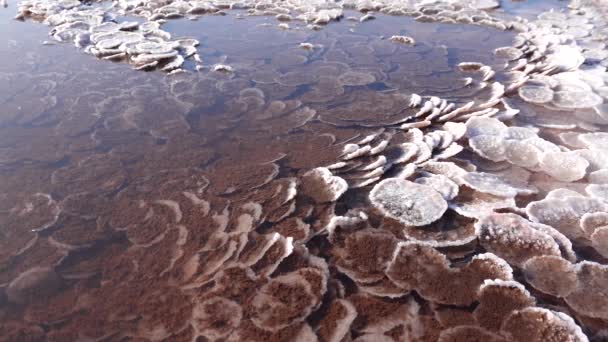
xmin=2 ymin=0 xmax=608 ymax=340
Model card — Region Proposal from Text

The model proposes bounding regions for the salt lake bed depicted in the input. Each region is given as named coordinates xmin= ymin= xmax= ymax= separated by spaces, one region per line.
xmin=1 ymin=0 xmax=608 ymax=341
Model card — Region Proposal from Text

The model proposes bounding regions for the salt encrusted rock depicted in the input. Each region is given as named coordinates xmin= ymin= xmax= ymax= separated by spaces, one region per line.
xmin=389 ymin=35 xmax=415 ymax=45
xmin=434 ymin=307 xmax=476 ymax=328
xmin=469 ymin=135 xmax=507 ymax=162
xmin=421 ymin=161 xmax=469 ymax=180
xmin=531 ymin=222 xmax=577 ymax=262
xmin=414 ymin=173 xmax=459 ymax=201
xmin=471 ymin=0 xmax=500 ymax=10
xmin=559 ymin=132 xmax=586 ymax=149
xmin=518 ymin=84 xmax=554 ymax=104
xmin=500 ymin=307 xmax=588 ymax=342
xmin=579 ymin=132 xmax=608 ymax=150
xmin=369 ymin=178 xmax=448 ymax=227
xmin=391 ymin=211 xmax=477 ymax=248
xmin=458 ymin=62 xmax=484 ymax=72
xmin=358 ymin=277 xmax=409 ymax=298
xmin=580 ymin=211 xmax=608 ymax=236
xmin=353 ymin=334 xmax=394 ymax=342
xmin=504 ymin=140 xmax=541 ymax=168
xmin=409 ymin=94 xmax=422 ymax=107
xmin=475 ymin=213 xmax=562 ymax=266
xmin=385 ymin=241 xmax=446 ymax=290
xmin=300 ymin=167 xmax=348 ymax=203
xmin=359 ymin=13 xmax=375 ymax=22
xmin=539 ymin=151 xmax=589 ymax=182
xmin=213 ymin=64 xmax=233 ymax=72
xmin=250 ymin=234 xmax=294 ymax=277
xmin=494 ymin=46 xmax=523 ymax=61
xmin=343 ymin=145 xmax=372 ymax=160
xmin=553 ymin=90 xmax=604 ymax=109
xmin=347 ymin=294 xmax=421 ymax=334
xmin=564 ymin=261 xmax=608 ymax=320
xmin=460 ymin=172 xmax=534 ymax=197
xmin=450 ymin=189 xmax=516 ymax=219
xmin=527 ymin=196 xmax=608 ymax=239
xmin=251 ymin=268 xmax=326 ymax=331
xmin=442 ymin=122 xmax=467 ymax=141
xmin=576 ymin=149 xmax=608 ymax=173
xmin=523 ymin=137 xmax=561 ymax=153
xmin=227 ymin=320 xmax=317 ymax=341
xmin=438 ymin=325 xmax=506 ymax=342
xmin=333 ymin=229 xmax=398 ymax=283
xmin=586 ymin=184 xmax=608 ymax=202
xmin=591 ymin=227 xmax=608 ymax=258
xmin=466 ymin=117 xmax=507 ymax=138
xmin=238 ymin=233 xmax=283 ymax=267
xmin=316 ymin=299 xmax=357 ymax=342
xmin=273 ymin=216 xmax=311 ymax=242
xmin=386 ymin=242 xmax=513 ymax=306
xmin=546 ymin=188 xmax=584 ymax=200
xmin=545 ymin=45 xmax=585 ymax=72
xmin=522 ymin=255 xmax=578 ymax=297
xmin=473 ymin=280 xmax=535 ymax=331
xmin=503 ymin=127 xmax=537 ymax=141
xmin=589 ymin=169 xmax=608 ymax=184
xmin=412 ymin=141 xmax=433 ymax=163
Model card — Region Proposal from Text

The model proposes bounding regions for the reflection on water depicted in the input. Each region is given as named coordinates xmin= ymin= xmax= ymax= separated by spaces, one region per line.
xmin=1 ymin=0 xmax=608 ymax=341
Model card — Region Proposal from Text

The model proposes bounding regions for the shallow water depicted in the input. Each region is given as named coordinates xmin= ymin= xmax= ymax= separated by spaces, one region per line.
xmin=1 ymin=0 xmax=607 ymax=341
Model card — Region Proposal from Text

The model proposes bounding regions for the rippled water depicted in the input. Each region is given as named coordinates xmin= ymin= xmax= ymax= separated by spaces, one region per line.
xmin=2 ymin=0 xmax=608 ymax=341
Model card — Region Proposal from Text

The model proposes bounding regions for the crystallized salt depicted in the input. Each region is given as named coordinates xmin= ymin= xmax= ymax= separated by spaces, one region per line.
xmin=369 ymin=178 xmax=447 ymax=226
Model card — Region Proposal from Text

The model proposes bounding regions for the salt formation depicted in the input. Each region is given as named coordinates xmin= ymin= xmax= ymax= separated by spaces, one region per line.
xmin=539 ymin=151 xmax=589 ymax=182
xmin=14 ymin=0 xmax=536 ymax=72
xmin=16 ymin=2 xmax=196 ymax=71
xmin=5 ymin=0 xmax=608 ymax=340
xmin=473 ymin=280 xmax=535 ymax=331
xmin=501 ymin=307 xmax=588 ymax=342
xmin=517 ymin=83 xmax=554 ymax=104
xmin=523 ymin=255 xmax=578 ymax=297
xmin=370 ymin=178 xmax=448 ymax=226
xmin=301 ymin=167 xmax=348 ymax=203
xmin=475 ymin=213 xmax=564 ymax=266
xmin=389 ymin=35 xmax=415 ymax=45
xmin=213 ymin=64 xmax=234 ymax=72
xmin=489 ymin=3 xmax=608 ymax=134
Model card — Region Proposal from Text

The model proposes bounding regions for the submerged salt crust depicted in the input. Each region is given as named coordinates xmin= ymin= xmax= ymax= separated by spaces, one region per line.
xmin=2 ymin=0 xmax=608 ymax=340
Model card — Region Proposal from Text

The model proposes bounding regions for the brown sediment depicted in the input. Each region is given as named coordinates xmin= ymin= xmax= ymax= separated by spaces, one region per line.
xmin=23 ymin=283 xmax=81 ymax=324
xmin=0 ymin=237 xmax=66 ymax=286
xmin=206 ymin=158 xmax=279 ymax=195
xmin=50 ymin=213 xmax=112 ymax=249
